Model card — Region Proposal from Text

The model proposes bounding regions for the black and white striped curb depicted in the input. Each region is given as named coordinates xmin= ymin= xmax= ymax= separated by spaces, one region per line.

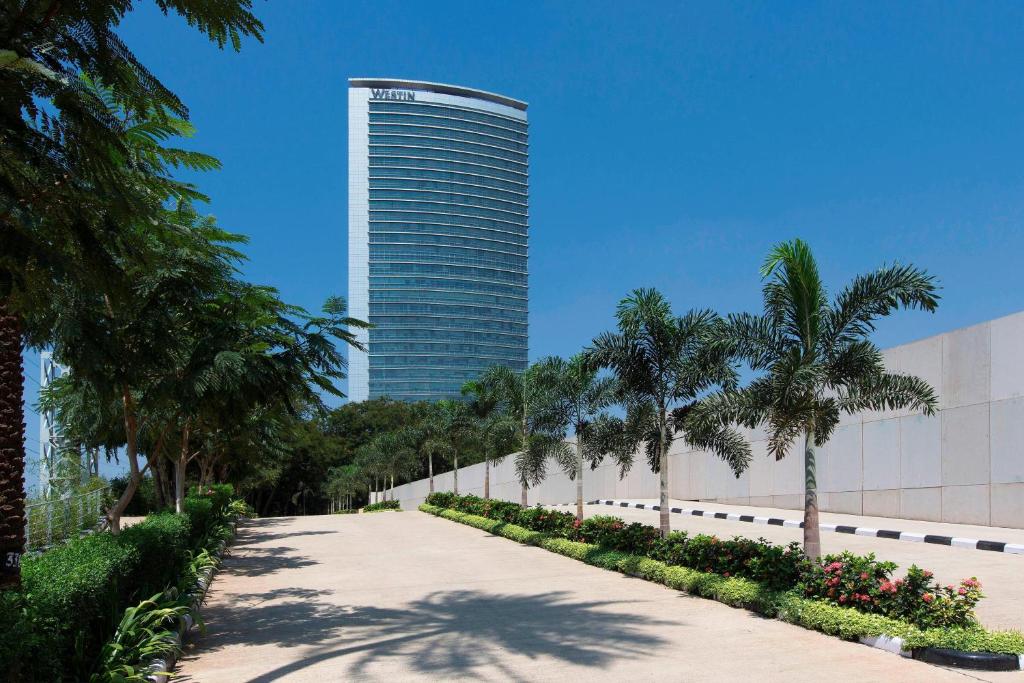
xmin=574 ymin=500 xmax=1024 ymax=555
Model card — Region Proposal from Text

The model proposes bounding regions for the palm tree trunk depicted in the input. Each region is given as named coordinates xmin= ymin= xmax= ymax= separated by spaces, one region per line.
xmin=803 ymin=427 xmax=821 ymax=559
xmin=576 ymin=437 xmax=584 ymax=522
xmin=658 ymin=411 xmax=670 ymax=537
xmin=175 ymin=421 xmax=190 ymax=514
xmin=484 ymin=459 xmax=490 ymax=499
xmin=453 ymin=451 xmax=458 ymax=495
xmin=389 ymin=474 xmax=394 ymax=501
xmin=520 ymin=483 xmax=528 ymax=507
xmin=428 ymin=452 xmax=434 ymax=494
xmin=0 ymin=303 xmax=26 ymax=588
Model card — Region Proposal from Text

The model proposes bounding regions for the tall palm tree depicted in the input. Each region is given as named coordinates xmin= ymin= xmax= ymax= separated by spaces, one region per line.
xmin=462 ymin=377 xmax=519 ymax=500
xmin=695 ymin=239 xmax=939 ymax=558
xmin=587 ymin=289 xmax=750 ymax=537
xmin=423 ymin=400 xmax=476 ymax=495
xmin=538 ymin=354 xmax=619 ymax=521
xmin=474 ymin=364 xmax=566 ymax=506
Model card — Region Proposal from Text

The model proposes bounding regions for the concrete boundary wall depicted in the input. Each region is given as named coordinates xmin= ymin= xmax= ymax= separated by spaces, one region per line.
xmin=380 ymin=311 xmax=1024 ymax=529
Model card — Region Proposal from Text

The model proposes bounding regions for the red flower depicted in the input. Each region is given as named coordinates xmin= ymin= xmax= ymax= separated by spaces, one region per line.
xmin=839 ymin=595 xmax=847 ymax=603
xmin=723 ymin=572 xmax=730 ymax=577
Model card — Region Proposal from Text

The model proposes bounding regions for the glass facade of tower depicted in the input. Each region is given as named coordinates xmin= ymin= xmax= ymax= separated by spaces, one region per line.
xmin=348 ymin=80 xmax=528 ymax=402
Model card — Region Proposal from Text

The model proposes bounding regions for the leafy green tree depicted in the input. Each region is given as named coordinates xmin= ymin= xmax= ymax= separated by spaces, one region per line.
xmin=538 ymin=354 xmax=619 ymax=521
xmin=587 ymin=289 xmax=749 ymax=537
xmin=694 ymin=239 xmax=939 ymax=558
xmin=0 ymin=1 xmax=263 ymax=586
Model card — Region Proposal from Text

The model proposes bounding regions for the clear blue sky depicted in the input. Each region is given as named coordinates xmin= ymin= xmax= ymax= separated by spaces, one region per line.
xmin=23 ymin=1 xmax=1024 ymax=488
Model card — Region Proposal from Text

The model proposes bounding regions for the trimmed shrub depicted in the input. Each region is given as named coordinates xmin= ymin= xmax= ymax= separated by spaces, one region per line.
xmin=425 ymin=493 xmax=985 ymax=631
xmin=364 ymin=500 xmax=401 ymax=512
xmin=0 ymin=490 xmax=240 ymax=680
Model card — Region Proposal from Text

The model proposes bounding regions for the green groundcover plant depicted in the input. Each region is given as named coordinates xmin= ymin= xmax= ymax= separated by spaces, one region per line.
xmin=424 ymin=493 xmax=992 ymax=631
xmin=0 ymin=484 xmax=242 ymax=681
xmin=363 ymin=500 xmax=402 ymax=512
xmin=421 ymin=500 xmax=1024 ymax=656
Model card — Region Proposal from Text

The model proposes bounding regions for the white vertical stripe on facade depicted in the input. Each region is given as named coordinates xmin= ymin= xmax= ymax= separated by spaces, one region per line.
xmin=347 ymin=87 xmax=370 ymax=401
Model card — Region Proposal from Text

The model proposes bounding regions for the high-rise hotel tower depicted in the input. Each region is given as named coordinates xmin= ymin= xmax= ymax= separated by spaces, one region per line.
xmin=347 ymin=79 xmax=529 ymax=402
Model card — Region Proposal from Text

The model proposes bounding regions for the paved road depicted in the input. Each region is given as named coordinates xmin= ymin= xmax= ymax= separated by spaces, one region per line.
xmin=554 ymin=501 xmax=1024 ymax=631
xmin=178 ymin=512 xmax=1018 ymax=682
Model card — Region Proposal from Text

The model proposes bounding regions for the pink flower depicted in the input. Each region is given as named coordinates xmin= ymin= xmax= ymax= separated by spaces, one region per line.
xmin=839 ymin=595 xmax=847 ymax=603
xmin=860 ymin=572 xmax=869 ymax=580
xmin=958 ymin=587 xmax=967 ymax=596
xmin=723 ymin=572 xmax=730 ymax=577
xmin=922 ymin=593 xmax=934 ymax=603
xmin=923 ymin=570 xmax=933 ymax=579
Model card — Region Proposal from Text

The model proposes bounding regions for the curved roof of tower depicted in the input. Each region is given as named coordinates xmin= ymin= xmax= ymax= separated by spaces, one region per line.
xmin=349 ymin=78 xmax=527 ymax=111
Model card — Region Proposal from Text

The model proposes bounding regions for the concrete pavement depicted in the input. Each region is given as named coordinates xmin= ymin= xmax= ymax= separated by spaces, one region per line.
xmin=551 ymin=499 xmax=1024 ymax=630
xmin=177 ymin=512 xmax=1022 ymax=681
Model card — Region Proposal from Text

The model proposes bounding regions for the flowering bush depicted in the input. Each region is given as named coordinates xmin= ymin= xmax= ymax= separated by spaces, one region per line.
xmin=425 ymin=493 xmax=984 ymax=629
xmin=798 ymin=552 xmax=982 ymax=629
xmin=569 ymin=515 xmax=661 ymax=554
xmin=650 ymin=532 xmax=806 ymax=591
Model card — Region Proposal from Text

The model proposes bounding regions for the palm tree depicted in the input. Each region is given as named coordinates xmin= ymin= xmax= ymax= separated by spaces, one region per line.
xmin=462 ymin=377 xmax=519 ymax=499
xmin=473 ymin=364 xmax=566 ymax=506
xmin=538 ymin=354 xmax=619 ymax=521
xmin=587 ymin=289 xmax=750 ymax=537
xmin=423 ymin=400 xmax=476 ymax=495
xmin=695 ymin=239 xmax=939 ymax=558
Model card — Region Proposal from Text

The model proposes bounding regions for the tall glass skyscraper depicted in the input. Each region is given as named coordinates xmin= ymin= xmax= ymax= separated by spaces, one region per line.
xmin=347 ymin=79 xmax=529 ymax=402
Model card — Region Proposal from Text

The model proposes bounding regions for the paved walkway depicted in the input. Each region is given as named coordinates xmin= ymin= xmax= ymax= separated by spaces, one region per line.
xmin=551 ymin=499 xmax=1024 ymax=630
xmin=178 ymin=513 xmax=1019 ymax=681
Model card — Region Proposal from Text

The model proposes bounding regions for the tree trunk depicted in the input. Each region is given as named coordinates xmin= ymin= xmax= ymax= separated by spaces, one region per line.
xmin=0 ymin=303 xmax=26 ymax=588
xmin=484 ymin=459 xmax=490 ymax=499
xmin=175 ymin=421 xmax=190 ymax=514
xmin=521 ymin=483 xmax=527 ymax=507
xmin=428 ymin=452 xmax=434 ymax=494
xmin=106 ymin=388 xmax=142 ymax=534
xmin=453 ymin=451 xmax=459 ymax=495
xmin=803 ymin=427 xmax=821 ymax=560
xmin=575 ymin=437 xmax=584 ymax=522
xmin=389 ymin=474 xmax=394 ymax=501
xmin=658 ymin=410 xmax=670 ymax=538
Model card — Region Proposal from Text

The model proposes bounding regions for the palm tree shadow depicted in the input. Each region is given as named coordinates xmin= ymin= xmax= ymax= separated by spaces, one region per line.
xmin=187 ymin=588 xmax=676 ymax=681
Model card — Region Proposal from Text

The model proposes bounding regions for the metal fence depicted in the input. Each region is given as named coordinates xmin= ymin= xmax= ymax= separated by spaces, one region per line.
xmin=25 ymin=487 xmax=109 ymax=552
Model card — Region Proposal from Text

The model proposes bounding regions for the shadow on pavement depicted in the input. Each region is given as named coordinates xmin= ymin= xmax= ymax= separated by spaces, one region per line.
xmin=188 ymin=588 xmax=674 ymax=681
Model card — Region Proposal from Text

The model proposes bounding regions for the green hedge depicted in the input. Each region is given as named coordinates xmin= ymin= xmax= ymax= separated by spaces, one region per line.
xmin=419 ymin=503 xmax=1024 ymax=656
xmin=0 ymin=492 xmax=230 ymax=681
xmin=363 ymin=500 xmax=401 ymax=512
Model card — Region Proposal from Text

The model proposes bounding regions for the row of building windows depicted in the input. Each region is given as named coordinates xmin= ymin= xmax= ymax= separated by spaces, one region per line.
xmin=369 ymin=367 xmax=526 ymax=383
xmin=368 ymin=316 xmax=527 ymax=334
xmin=369 ymin=198 xmax=528 ymax=223
xmin=369 ymin=275 xmax=525 ymax=299
xmin=369 ymin=122 xmax=527 ymax=152
xmin=368 ymin=113 xmax=528 ymax=142
xmin=368 ymin=101 xmax=527 ymax=134
xmin=370 ymin=177 xmax=526 ymax=203
xmin=369 ymin=189 xmax=526 ymax=215
xmin=370 ymin=221 xmax=526 ymax=245
xmin=370 ymin=248 xmax=526 ymax=273
xmin=370 ymin=291 xmax=526 ymax=312
xmin=369 ymin=340 xmax=527 ymax=354
xmin=369 ymin=327 xmax=527 ymax=343
xmin=370 ymin=210 xmax=526 ymax=234
xmin=369 ymin=262 xmax=527 ymax=284
xmin=368 ymin=124 xmax=528 ymax=154
xmin=369 ymin=165 xmax=526 ymax=192
xmin=368 ymin=135 xmax=527 ymax=166
xmin=369 ymin=231 xmax=528 ymax=256
xmin=369 ymin=301 xmax=527 ymax=322
xmin=369 ymin=155 xmax=526 ymax=184
xmin=369 ymin=145 xmax=526 ymax=173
